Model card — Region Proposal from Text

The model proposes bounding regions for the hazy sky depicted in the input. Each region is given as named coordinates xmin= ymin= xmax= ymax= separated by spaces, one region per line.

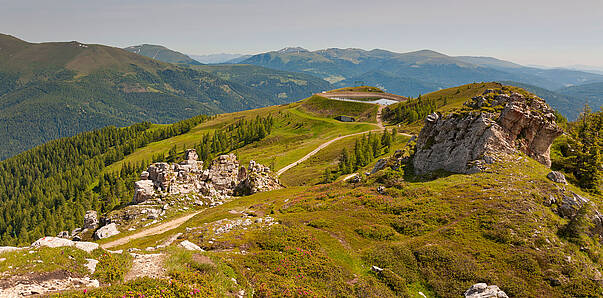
xmin=1 ymin=0 xmax=602 ymax=67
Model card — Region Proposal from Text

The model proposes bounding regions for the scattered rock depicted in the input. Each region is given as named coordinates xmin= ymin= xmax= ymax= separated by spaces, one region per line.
xmin=94 ymin=223 xmax=120 ymax=240
xmin=125 ymin=253 xmax=167 ymax=281
xmin=371 ymin=265 xmax=384 ymax=273
xmin=547 ymin=171 xmax=567 ymax=184
xmin=377 ymin=186 xmax=386 ymax=194
xmin=464 ymin=283 xmax=508 ymax=298
xmin=179 ymin=240 xmax=204 ymax=251
xmin=413 ymin=90 xmax=562 ymax=175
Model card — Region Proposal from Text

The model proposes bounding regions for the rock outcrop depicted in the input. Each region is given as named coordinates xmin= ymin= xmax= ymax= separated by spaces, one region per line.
xmin=413 ymin=90 xmax=563 ymax=175
xmin=464 ymin=283 xmax=508 ymax=298
xmin=132 ymin=150 xmax=281 ymax=204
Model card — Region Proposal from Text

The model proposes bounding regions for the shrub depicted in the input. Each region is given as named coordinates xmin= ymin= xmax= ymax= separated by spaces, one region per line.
xmin=93 ymin=252 xmax=132 ymax=284
xmin=355 ymin=225 xmax=397 ymax=240
xmin=363 ymin=244 xmax=419 ymax=283
xmin=413 ymin=245 xmax=478 ymax=296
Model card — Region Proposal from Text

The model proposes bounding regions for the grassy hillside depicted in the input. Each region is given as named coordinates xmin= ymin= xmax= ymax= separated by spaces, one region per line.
xmin=0 ymin=91 xmax=380 ymax=246
xmin=0 ymin=34 xmax=330 ymax=159
xmin=124 ymin=44 xmax=201 ymax=65
xmin=299 ymin=95 xmax=379 ymax=123
xmin=1 ymin=84 xmax=601 ymax=297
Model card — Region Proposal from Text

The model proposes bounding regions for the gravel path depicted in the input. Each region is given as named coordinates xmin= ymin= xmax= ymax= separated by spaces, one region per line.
xmin=101 ymin=211 xmax=200 ymax=249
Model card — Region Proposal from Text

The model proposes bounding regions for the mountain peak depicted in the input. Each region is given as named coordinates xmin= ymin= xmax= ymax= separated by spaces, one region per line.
xmin=276 ymin=47 xmax=309 ymax=54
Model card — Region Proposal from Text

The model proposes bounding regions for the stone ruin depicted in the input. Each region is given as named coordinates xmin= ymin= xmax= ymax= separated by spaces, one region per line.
xmin=133 ymin=149 xmax=282 ymax=204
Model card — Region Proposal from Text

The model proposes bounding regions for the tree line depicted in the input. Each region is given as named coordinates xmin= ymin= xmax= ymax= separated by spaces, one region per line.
xmin=552 ymin=106 xmax=602 ymax=193
xmin=384 ymin=96 xmax=438 ymax=124
xmin=0 ymin=115 xmax=209 ymax=245
xmin=324 ymin=129 xmax=396 ymax=182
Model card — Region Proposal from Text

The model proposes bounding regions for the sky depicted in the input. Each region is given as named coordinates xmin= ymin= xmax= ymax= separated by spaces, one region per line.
xmin=1 ymin=0 xmax=602 ymax=67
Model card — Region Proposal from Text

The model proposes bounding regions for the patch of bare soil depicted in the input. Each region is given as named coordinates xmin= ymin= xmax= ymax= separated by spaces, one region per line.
xmin=124 ymin=253 xmax=167 ymax=281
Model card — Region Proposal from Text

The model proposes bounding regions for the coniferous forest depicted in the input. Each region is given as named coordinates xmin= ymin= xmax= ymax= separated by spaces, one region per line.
xmin=0 ymin=113 xmax=277 ymax=246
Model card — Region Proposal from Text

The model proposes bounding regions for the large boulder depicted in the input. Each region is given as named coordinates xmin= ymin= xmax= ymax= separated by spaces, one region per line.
xmin=94 ymin=223 xmax=120 ymax=240
xmin=413 ymin=90 xmax=563 ymax=175
xmin=30 ymin=237 xmax=99 ymax=253
xmin=179 ymin=240 xmax=204 ymax=251
xmin=558 ymin=192 xmax=590 ymax=218
xmin=464 ymin=283 xmax=508 ymax=298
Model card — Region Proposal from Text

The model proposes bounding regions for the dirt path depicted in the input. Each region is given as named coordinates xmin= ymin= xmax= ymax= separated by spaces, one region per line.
xmin=101 ymin=211 xmax=200 ymax=249
xmin=376 ymin=105 xmax=384 ymax=129
xmin=125 ymin=253 xmax=167 ymax=281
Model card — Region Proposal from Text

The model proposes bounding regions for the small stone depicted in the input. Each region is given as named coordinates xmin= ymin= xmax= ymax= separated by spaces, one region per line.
xmin=371 ymin=265 xmax=383 ymax=273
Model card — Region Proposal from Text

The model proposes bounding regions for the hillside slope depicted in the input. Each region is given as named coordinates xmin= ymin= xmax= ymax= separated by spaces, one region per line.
xmin=557 ymin=82 xmax=603 ymax=111
xmin=0 ymin=34 xmax=329 ymax=159
xmin=0 ymin=85 xmax=600 ymax=297
xmin=124 ymin=44 xmax=202 ymax=65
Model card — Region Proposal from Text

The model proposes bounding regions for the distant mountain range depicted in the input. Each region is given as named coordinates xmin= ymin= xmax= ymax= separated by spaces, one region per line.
xmin=190 ymin=53 xmax=251 ymax=64
xmin=235 ymin=47 xmax=603 ymax=119
xmin=0 ymin=34 xmax=330 ymax=159
xmin=124 ymin=44 xmax=201 ymax=65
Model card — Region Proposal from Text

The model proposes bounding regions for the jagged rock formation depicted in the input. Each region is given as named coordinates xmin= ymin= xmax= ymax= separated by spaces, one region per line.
xmin=133 ymin=149 xmax=282 ymax=204
xmin=413 ymin=90 xmax=563 ymax=175
xmin=464 ymin=283 xmax=508 ymax=298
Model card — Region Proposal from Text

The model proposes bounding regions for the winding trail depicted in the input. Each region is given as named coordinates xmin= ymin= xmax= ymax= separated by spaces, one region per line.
xmin=101 ymin=211 xmax=201 ymax=249
xmin=277 ymin=105 xmax=391 ymax=177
